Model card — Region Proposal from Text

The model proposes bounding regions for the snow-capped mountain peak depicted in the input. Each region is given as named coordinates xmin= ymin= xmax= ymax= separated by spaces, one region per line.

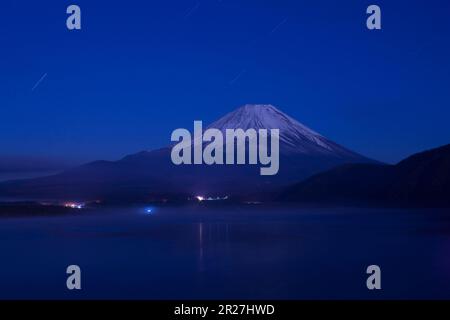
xmin=207 ymin=104 xmax=360 ymax=157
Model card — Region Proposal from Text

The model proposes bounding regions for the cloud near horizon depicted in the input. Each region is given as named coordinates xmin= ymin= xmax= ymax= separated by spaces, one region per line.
xmin=0 ymin=156 xmax=75 ymax=173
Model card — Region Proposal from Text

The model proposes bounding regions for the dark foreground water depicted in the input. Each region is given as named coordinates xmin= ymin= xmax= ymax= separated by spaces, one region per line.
xmin=0 ymin=205 xmax=450 ymax=300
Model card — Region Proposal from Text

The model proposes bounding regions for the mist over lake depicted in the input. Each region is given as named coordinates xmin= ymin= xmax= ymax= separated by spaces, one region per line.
xmin=1 ymin=205 xmax=449 ymax=300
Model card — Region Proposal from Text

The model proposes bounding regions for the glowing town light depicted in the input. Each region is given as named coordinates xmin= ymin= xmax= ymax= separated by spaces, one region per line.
xmin=64 ymin=202 xmax=85 ymax=209
xmin=196 ymin=196 xmax=205 ymax=202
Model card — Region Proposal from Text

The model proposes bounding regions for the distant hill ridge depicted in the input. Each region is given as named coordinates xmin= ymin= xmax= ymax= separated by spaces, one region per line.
xmin=282 ymin=144 xmax=450 ymax=207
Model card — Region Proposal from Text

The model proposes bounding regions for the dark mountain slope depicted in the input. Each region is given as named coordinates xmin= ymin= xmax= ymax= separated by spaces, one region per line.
xmin=282 ymin=144 xmax=450 ymax=207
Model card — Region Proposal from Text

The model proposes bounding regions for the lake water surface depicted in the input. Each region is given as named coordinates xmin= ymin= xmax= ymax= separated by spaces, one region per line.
xmin=1 ymin=205 xmax=450 ymax=299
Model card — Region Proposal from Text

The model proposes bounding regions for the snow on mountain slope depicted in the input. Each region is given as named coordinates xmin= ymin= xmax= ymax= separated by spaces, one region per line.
xmin=206 ymin=104 xmax=362 ymax=158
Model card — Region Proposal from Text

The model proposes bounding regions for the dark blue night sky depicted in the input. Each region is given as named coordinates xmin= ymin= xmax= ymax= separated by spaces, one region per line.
xmin=1 ymin=0 xmax=450 ymax=167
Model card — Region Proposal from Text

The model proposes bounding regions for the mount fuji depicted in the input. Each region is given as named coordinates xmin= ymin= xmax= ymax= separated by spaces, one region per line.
xmin=206 ymin=104 xmax=362 ymax=158
xmin=0 ymin=104 xmax=375 ymax=201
